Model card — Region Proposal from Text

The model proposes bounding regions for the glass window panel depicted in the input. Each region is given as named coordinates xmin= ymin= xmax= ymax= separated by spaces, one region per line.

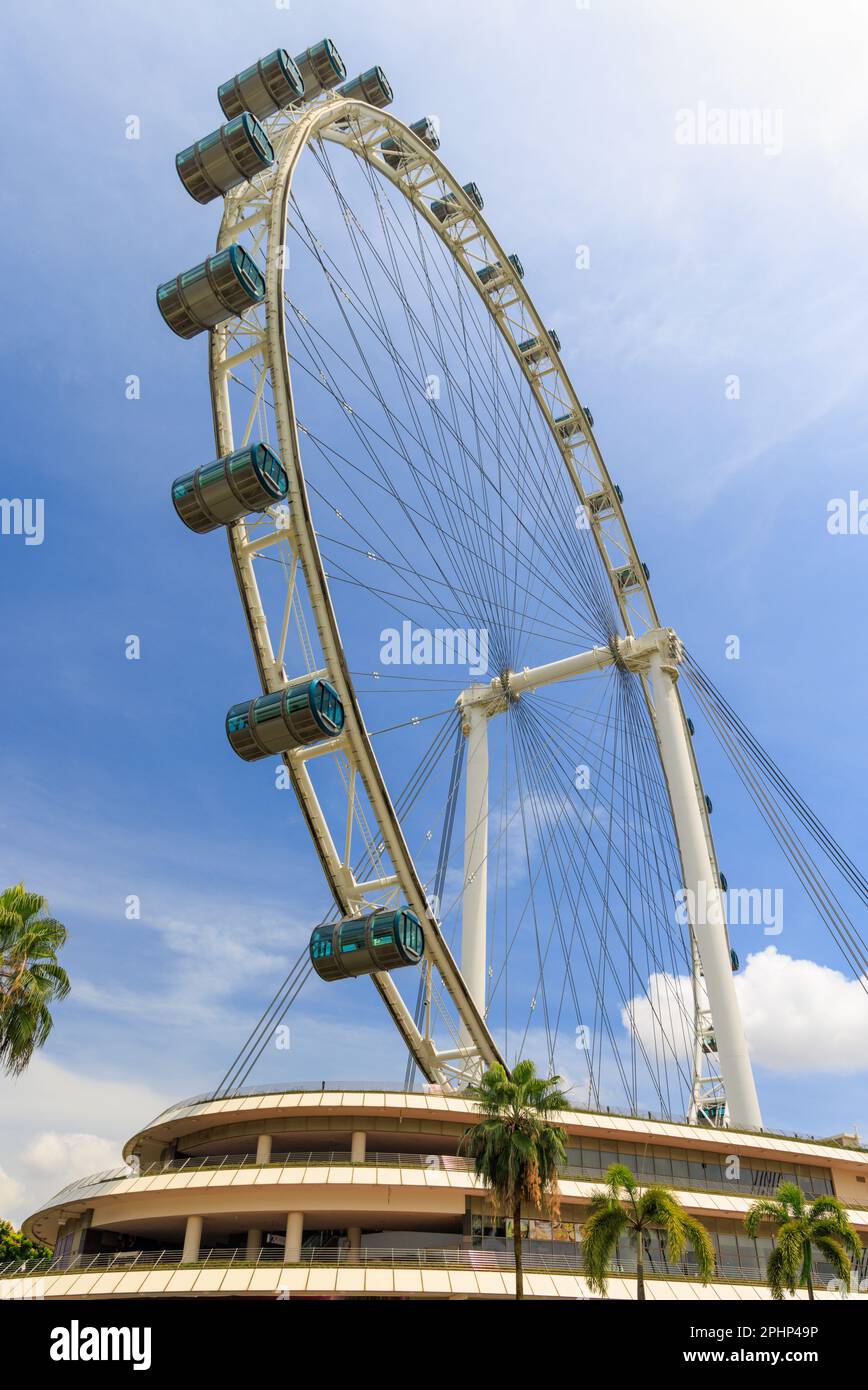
xmin=653 ymin=1152 xmax=673 ymax=1180
xmin=339 ymin=921 xmax=367 ymax=953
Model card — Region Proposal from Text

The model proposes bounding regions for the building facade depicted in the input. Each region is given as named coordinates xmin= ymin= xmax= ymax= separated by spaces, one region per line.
xmin=4 ymin=1086 xmax=868 ymax=1301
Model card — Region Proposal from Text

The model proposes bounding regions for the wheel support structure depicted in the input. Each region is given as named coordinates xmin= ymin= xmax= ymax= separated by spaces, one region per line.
xmin=455 ymin=628 xmax=762 ymax=1130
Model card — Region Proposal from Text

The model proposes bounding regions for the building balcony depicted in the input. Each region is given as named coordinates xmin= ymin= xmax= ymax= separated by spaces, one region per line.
xmin=2 ymin=1242 xmax=865 ymax=1302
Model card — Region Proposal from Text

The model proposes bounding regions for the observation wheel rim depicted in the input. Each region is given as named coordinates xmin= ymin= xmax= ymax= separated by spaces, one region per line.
xmin=207 ymin=93 xmax=720 ymax=1101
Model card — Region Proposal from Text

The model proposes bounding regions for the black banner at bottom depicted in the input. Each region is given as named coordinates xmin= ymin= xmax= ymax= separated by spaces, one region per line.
xmin=5 ymin=1292 xmax=862 ymax=1375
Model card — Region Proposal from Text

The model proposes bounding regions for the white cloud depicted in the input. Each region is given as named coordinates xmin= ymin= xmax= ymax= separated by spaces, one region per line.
xmin=0 ymin=1056 xmax=169 ymax=1226
xmin=0 ymin=1167 xmax=25 ymax=1216
xmin=736 ymin=947 xmax=868 ymax=1074
xmin=623 ymin=949 xmax=868 ymax=1079
xmin=19 ymin=1132 xmax=120 ymax=1180
xmin=621 ymin=971 xmax=696 ymax=1067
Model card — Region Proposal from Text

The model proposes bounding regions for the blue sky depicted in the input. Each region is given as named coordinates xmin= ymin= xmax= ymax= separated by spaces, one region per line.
xmin=2 ymin=0 xmax=868 ymax=1223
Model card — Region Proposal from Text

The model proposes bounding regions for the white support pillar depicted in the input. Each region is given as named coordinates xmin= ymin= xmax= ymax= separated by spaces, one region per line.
xmin=285 ymin=1211 xmax=303 ymax=1263
xmin=460 ymin=699 xmax=489 ymax=1025
xmin=351 ymin=1130 xmax=366 ymax=1163
xmin=246 ymin=1228 xmax=262 ymax=1259
xmin=648 ymin=651 xmax=762 ymax=1130
xmin=182 ymin=1214 xmax=203 ymax=1264
xmin=255 ymin=1133 xmax=272 ymax=1165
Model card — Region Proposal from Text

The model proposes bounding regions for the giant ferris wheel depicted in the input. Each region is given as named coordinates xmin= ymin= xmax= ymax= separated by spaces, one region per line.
xmin=156 ymin=37 xmax=764 ymax=1131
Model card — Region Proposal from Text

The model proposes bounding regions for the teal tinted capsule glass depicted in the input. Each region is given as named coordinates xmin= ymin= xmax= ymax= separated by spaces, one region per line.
xmin=294 ymin=38 xmax=346 ymax=97
xmin=176 ymin=113 xmax=275 ymax=204
xmin=431 ymin=182 xmax=484 ymax=223
xmin=156 ymin=245 xmax=265 ymax=339
xmin=338 ymin=66 xmax=394 ymax=109
xmin=218 ymin=49 xmax=305 ymax=121
xmin=309 ymin=909 xmax=424 ymax=982
xmin=226 ymin=679 xmax=344 ymax=761
xmin=380 ymin=116 xmax=440 ymax=170
xmin=171 ymin=444 xmax=287 ymax=533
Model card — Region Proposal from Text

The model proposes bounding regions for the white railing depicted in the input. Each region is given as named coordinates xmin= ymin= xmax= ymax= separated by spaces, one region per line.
xmin=0 ymin=1243 xmax=786 ymax=1284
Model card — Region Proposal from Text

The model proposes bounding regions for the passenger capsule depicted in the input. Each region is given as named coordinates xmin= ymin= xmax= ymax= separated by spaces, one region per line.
xmin=294 ymin=39 xmax=346 ymax=98
xmin=705 ymin=794 xmax=713 ymax=815
xmin=226 ymin=679 xmax=345 ymax=761
xmin=518 ymin=330 xmax=561 ymax=364
xmin=730 ymin=948 xmax=740 ymax=972
xmin=380 ymin=117 xmax=440 ymax=170
xmin=338 ymin=66 xmax=394 ymax=109
xmin=309 ymin=908 xmax=424 ymax=982
xmin=218 ymin=49 xmax=305 ymax=121
xmin=156 ymin=245 xmax=265 ymax=339
xmin=586 ymin=485 xmax=620 ymax=518
xmin=719 ymin=871 xmax=728 ymax=892
xmin=172 ymin=444 xmax=288 ymax=534
xmin=477 ymin=254 xmax=524 ymax=285
xmin=176 ymin=114 xmax=275 ymax=205
xmin=613 ymin=562 xmax=645 ymax=593
xmin=554 ymin=411 xmax=587 ymax=441
xmin=431 ymin=182 xmax=484 ymax=223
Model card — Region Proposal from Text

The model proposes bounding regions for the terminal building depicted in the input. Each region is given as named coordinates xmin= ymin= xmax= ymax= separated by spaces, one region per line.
xmin=3 ymin=1085 xmax=867 ymax=1300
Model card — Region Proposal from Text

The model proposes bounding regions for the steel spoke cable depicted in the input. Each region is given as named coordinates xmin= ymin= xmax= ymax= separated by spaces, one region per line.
xmin=683 ymin=667 xmax=868 ymax=986
xmin=284 ymin=165 xmax=619 ymax=648
xmin=683 ymin=652 xmax=868 ymax=907
xmin=509 ymin=700 xmax=684 ymax=1112
xmin=514 ymin=695 xmax=697 ymax=1094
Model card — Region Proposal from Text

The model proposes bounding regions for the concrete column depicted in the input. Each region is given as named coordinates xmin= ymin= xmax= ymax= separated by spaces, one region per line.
xmin=347 ymin=1226 xmax=361 ymax=1262
xmin=182 ymin=1214 xmax=203 ymax=1264
xmin=285 ymin=1211 xmax=303 ymax=1263
xmin=351 ymin=1130 xmax=366 ymax=1163
xmin=255 ymin=1133 xmax=273 ymax=1165
xmin=246 ymin=1228 xmax=262 ymax=1259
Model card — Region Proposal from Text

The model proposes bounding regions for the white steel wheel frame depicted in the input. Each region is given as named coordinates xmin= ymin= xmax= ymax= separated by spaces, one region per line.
xmin=206 ymin=90 xmax=760 ymax=1126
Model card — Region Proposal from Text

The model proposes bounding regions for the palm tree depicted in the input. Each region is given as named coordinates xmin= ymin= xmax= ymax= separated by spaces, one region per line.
xmin=745 ymin=1182 xmax=860 ymax=1300
xmin=461 ymin=1060 xmax=568 ymax=1299
xmin=583 ymin=1163 xmax=715 ymax=1300
xmin=0 ymin=884 xmax=70 ymax=1075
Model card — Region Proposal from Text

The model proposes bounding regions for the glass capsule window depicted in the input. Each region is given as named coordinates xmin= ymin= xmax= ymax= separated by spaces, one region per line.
xmin=315 ymin=681 xmax=344 ymax=729
xmin=252 ymin=693 xmax=284 ymax=725
xmin=400 ymin=912 xmax=422 ymax=954
xmin=310 ymin=928 xmax=333 ymax=960
xmin=179 ymin=263 xmax=207 ymax=290
xmin=339 ymin=921 xmax=368 ymax=953
xmin=198 ymin=460 xmax=227 ymax=489
xmin=226 ymin=704 xmax=250 ymax=733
